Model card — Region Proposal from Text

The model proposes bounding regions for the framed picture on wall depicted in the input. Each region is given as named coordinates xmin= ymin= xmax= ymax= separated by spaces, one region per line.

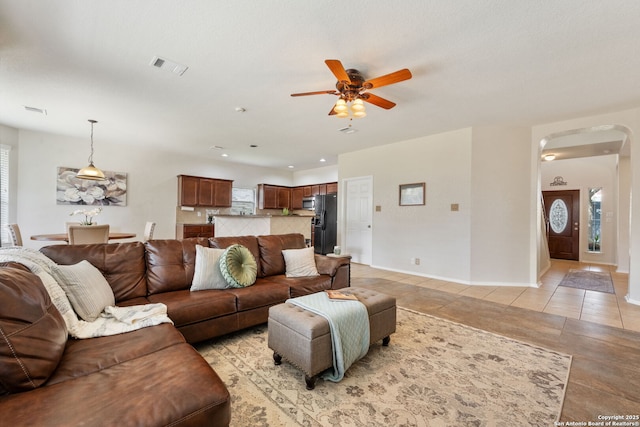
xmin=56 ymin=166 xmax=128 ymax=206
xmin=399 ymin=182 xmax=425 ymax=206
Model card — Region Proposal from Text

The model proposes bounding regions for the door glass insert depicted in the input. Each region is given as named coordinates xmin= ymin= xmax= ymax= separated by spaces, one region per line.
xmin=588 ymin=188 xmax=602 ymax=252
xmin=549 ymin=199 xmax=568 ymax=233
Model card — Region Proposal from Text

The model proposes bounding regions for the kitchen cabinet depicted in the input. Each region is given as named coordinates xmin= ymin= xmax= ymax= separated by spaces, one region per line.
xmin=259 ymin=182 xmax=337 ymax=210
xmin=258 ymin=184 xmax=277 ymax=209
xmin=176 ymin=224 xmax=215 ymax=239
xmin=277 ymin=187 xmax=291 ymax=209
xmin=178 ymin=175 xmax=233 ymax=207
xmin=291 ymin=187 xmax=304 ymax=209
xmin=178 ymin=175 xmax=199 ymax=206
xmin=258 ymin=184 xmax=291 ymax=209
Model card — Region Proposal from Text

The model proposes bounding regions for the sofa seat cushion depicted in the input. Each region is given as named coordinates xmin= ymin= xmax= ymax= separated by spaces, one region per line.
xmin=0 ymin=268 xmax=67 ymax=394
xmin=46 ymin=323 xmax=184 ymax=385
xmin=223 ymin=280 xmax=290 ymax=311
xmin=148 ymin=290 xmax=237 ymax=327
xmin=1 ymin=343 xmax=231 ymax=427
xmin=264 ymin=274 xmax=333 ymax=298
xmin=41 ymin=242 xmax=148 ymax=302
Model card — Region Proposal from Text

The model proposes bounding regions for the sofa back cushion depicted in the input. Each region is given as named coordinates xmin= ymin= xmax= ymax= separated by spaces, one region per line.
xmin=209 ymin=235 xmax=261 ymax=275
xmin=0 ymin=268 xmax=67 ymax=395
xmin=257 ymin=233 xmax=306 ymax=277
xmin=41 ymin=242 xmax=147 ymax=302
xmin=145 ymin=238 xmax=210 ymax=295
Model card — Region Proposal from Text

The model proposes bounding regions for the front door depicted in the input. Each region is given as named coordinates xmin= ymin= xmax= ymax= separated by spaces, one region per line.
xmin=543 ymin=190 xmax=580 ymax=260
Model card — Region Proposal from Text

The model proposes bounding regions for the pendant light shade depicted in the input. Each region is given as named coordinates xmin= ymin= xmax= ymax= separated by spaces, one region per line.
xmin=77 ymin=119 xmax=106 ymax=181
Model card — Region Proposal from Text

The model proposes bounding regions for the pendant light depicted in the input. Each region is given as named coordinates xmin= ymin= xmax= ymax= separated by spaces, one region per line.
xmin=76 ymin=119 xmax=106 ymax=181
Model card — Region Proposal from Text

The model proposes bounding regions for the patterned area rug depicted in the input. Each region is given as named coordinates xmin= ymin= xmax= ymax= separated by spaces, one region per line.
xmin=196 ymin=308 xmax=572 ymax=426
xmin=559 ymin=269 xmax=615 ymax=294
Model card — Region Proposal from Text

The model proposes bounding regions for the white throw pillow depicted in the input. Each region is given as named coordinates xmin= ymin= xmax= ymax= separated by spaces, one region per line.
xmin=282 ymin=247 xmax=319 ymax=278
xmin=52 ymin=260 xmax=115 ymax=322
xmin=191 ymin=245 xmax=228 ymax=291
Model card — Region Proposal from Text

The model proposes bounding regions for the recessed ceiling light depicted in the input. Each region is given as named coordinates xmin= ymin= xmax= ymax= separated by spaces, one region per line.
xmin=235 ymin=107 xmax=246 ymax=113
xmin=543 ymin=154 xmax=556 ymax=161
xmin=24 ymin=105 xmax=47 ymax=115
xmin=221 ymin=153 xmax=229 ymax=157
xmin=319 ymin=158 xmax=326 ymax=162
xmin=288 ymin=165 xmax=294 ymax=169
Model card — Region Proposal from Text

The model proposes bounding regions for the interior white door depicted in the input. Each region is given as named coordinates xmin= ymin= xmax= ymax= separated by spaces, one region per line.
xmin=344 ymin=176 xmax=373 ymax=264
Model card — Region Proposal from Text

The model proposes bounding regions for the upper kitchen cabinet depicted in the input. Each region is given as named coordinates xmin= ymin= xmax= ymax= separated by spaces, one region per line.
xmin=178 ymin=175 xmax=233 ymax=207
xmin=291 ymin=187 xmax=304 ymax=210
xmin=258 ymin=184 xmax=291 ymax=209
xmin=326 ymin=182 xmax=338 ymax=194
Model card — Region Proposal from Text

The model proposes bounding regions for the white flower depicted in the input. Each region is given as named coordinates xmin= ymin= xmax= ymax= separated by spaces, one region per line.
xmin=69 ymin=207 xmax=102 ymax=225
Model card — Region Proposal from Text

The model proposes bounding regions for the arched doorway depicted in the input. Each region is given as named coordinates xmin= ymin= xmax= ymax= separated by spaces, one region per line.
xmin=537 ymin=124 xmax=632 ymax=279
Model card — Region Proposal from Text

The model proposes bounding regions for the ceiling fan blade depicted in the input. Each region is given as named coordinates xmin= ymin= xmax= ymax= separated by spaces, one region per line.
xmin=364 ymin=68 xmax=412 ymax=89
xmin=325 ymin=59 xmax=351 ymax=83
xmin=361 ymin=93 xmax=396 ymax=109
xmin=290 ymin=90 xmax=339 ymax=97
xmin=328 ymin=106 xmax=337 ymax=116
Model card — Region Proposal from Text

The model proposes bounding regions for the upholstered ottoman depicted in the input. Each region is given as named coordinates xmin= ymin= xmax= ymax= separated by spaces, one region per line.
xmin=267 ymin=287 xmax=396 ymax=389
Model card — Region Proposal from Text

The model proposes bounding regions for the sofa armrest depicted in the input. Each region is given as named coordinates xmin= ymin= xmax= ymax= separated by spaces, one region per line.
xmin=314 ymin=254 xmax=350 ymax=277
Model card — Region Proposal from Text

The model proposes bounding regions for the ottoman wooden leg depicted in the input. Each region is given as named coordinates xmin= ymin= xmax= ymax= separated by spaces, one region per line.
xmin=273 ymin=352 xmax=282 ymax=365
xmin=305 ymin=375 xmax=318 ymax=390
xmin=382 ymin=336 xmax=391 ymax=346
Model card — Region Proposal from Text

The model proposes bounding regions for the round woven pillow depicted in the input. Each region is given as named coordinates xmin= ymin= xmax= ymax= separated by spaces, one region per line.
xmin=219 ymin=244 xmax=258 ymax=288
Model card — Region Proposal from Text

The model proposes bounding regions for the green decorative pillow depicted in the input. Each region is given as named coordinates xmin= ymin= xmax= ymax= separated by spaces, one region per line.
xmin=219 ymin=244 xmax=258 ymax=288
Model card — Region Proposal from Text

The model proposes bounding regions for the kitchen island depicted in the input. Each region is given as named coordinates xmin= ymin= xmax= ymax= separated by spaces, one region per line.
xmin=214 ymin=215 xmax=312 ymax=240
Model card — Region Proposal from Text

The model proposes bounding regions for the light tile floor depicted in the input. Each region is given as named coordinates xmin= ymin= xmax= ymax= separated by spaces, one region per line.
xmin=351 ymin=259 xmax=640 ymax=332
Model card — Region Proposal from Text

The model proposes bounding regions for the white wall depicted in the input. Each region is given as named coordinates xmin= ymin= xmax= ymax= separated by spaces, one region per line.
xmin=340 ymin=128 xmax=474 ymax=284
xmin=470 ymin=126 xmax=533 ymax=286
xmin=618 ymin=156 xmax=631 ymax=273
xmin=15 ymin=128 xmax=293 ymax=248
xmin=293 ymin=165 xmax=338 ymax=186
xmin=541 ymin=155 xmax=618 ymax=265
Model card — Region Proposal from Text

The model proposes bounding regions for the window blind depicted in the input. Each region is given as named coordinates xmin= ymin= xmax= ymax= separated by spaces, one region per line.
xmin=0 ymin=145 xmax=10 ymax=246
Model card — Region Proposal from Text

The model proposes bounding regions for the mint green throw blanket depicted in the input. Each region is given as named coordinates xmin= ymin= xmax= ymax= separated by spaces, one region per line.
xmin=287 ymin=292 xmax=370 ymax=382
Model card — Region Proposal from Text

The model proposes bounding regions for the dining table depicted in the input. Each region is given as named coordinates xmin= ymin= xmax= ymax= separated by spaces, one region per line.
xmin=30 ymin=232 xmax=137 ymax=242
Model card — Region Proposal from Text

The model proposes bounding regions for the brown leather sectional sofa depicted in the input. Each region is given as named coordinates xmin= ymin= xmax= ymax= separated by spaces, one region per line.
xmin=0 ymin=233 xmax=350 ymax=426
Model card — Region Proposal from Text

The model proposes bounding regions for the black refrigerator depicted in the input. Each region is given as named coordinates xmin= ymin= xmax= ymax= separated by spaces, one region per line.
xmin=314 ymin=194 xmax=337 ymax=255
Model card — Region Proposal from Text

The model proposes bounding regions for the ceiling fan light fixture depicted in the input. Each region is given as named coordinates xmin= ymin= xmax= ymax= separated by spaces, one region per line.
xmin=334 ymin=99 xmax=347 ymax=113
xmin=76 ymin=119 xmax=106 ymax=181
xmin=353 ymin=110 xmax=367 ymax=118
xmin=351 ymin=98 xmax=365 ymax=112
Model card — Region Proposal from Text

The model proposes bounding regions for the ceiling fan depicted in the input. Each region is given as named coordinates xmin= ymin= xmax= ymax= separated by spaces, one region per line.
xmin=291 ymin=59 xmax=412 ymax=118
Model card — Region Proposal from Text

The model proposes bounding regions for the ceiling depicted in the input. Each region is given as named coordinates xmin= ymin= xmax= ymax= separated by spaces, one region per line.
xmin=1 ymin=1 xmax=640 ymax=171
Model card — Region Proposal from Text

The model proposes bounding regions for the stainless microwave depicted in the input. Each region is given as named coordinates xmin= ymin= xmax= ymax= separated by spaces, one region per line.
xmin=302 ymin=197 xmax=315 ymax=210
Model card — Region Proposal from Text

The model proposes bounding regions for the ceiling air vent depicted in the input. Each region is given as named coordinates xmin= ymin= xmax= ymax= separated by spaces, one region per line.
xmin=150 ymin=56 xmax=188 ymax=76
xmin=338 ymin=127 xmax=357 ymax=134
xmin=24 ymin=105 xmax=47 ymax=115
